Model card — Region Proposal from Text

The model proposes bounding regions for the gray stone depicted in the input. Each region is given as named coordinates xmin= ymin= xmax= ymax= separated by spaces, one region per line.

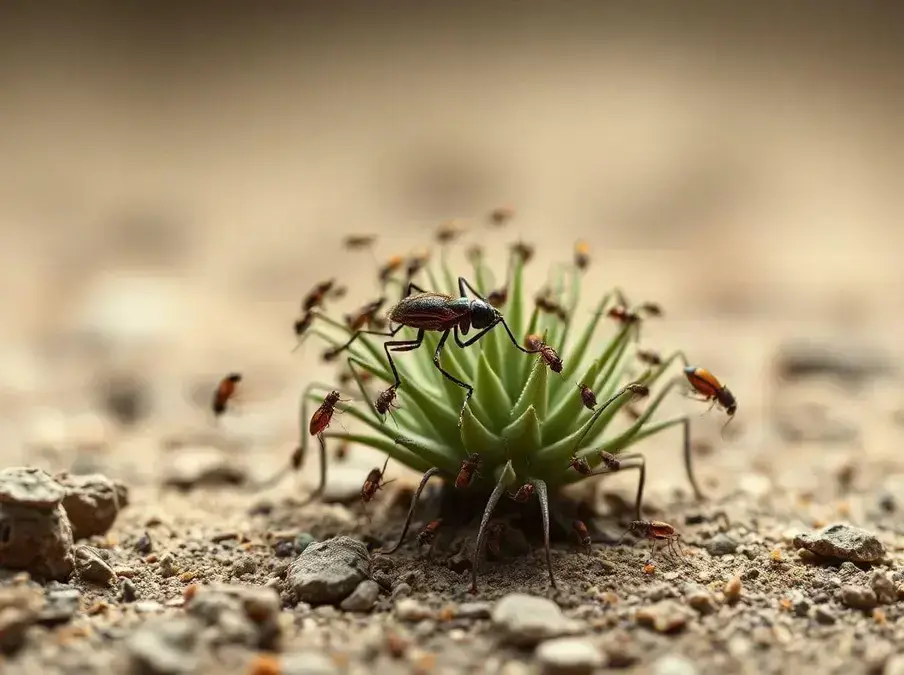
xmin=492 ymin=593 xmax=581 ymax=647
xmin=162 ymin=447 xmax=245 ymax=490
xmin=286 ymin=536 xmax=370 ymax=606
xmin=813 ymin=605 xmax=837 ymax=625
xmin=339 ymin=579 xmax=379 ymax=613
xmin=840 ymin=585 xmax=878 ymax=610
xmin=793 ymin=524 xmax=885 ymax=563
xmin=789 ymin=590 xmax=810 ymax=617
xmin=536 ymin=637 xmax=603 ymax=675
xmin=281 ymin=650 xmax=339 ymax=675
xmin=126 ymin=616 xmax=201 ymax=674
xmin=158 ymin=552 xmax=177 ymax=578
xmin=0 ymin=467 xmax=65 ymax=509
xmin=870 ymin=571 xmax=897 ymax=604
xmin=0 ymin=502 xmax=74 ymax=580
xmin=705 ymin=533 xmax=738 ymax=556
xmin=653 ymin=654 xmax=700 ymax=675
xmin=74 ymin=545 xmax=117 ymax=586
xmin=683 ymin=584 xmax=716 ymax=615
xmin=119 ymin=578 xmax=138 ymax=603
xmin=391 ymin=582 xmax=412 ymax=599
xmin=55 ymin=472 xmax=129 ymax=539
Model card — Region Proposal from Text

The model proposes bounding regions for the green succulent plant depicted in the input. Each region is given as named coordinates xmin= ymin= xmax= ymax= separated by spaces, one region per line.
xmin=295 ymin=241 xmax=704 ymax=590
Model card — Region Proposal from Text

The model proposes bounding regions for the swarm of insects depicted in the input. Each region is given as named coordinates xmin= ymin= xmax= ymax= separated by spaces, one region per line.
xmin=278 ymin=218 xmax=719 ymax=592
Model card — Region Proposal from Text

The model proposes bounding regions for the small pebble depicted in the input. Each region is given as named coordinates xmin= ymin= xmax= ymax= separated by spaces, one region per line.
xmin=635 ymin=600 xmax=693 ymax=634
xmin=74 ymin=545 xmax=117 ymax=586
xmin=286 ymin=536 xmax=370 ymax=606
xmin=813 ymin=606 xmax=837 ymax=625
xmin=455 ymin=602 xmax=493 ymax=620
xmin=840 ymin=585 xmax=878 ymax=610
xmin=158 ymin=552 xmax=177 ymax=578
xmin=723 ymin=576 xmax=743 ymax=604
xmin=492 ymin=593 xmax=582 ymax=647
xmin=536 ymin=637 xmax=602 ymax=675
xmin=119 ymin=578 xmax=137 ymax=603
xmin=395 ymin=598 xmax=433 ymax=622
xmin=295 ymin=533 xmax=316 ymax=552
xmin=870 ymin=571 xmax=897 ymax=604
xmin=391 ymin=582 xmax=412 ymax=600
xmin=339 ymin=580 xmax=379 ymax=613
xmin=683 ymin=584 xmax=716 ymax=615
xmin=274 ymin=540 xmax=296 ymax=558
xmin=135 ymin=532 xmax=153 ymax=554
xmin=705 ymin=533 xmax=738 ymax=557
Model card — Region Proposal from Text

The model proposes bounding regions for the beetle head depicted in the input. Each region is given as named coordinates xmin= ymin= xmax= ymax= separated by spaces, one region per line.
xmin=470 ymin=299 xmax=498 ymax=329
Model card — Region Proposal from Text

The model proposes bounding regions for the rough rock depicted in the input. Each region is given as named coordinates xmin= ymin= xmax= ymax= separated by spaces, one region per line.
xmin=0 ymin=501 xmax=74 ymax=580
xmin=870 ymin=571 xmax=897 ymax=605
xmin=0 ymin=586 xmax=44 ymax=654
xmin=286 ymin=536 xmax=370 ymax=606
xmin=635 ymin=600 xmax=694 ymax=634
xmin=339 ymin=580 xmax=379 ymax=613
xmin=536 ymin=637 xmax=603 ymax=675
xmin=55 ymin=472 xmax=129 ymax=539
xmin=683 ymin=584 xmax=716 ymax=615
xmin=74 ymin=545 xmax=118 ymax=586
xmin=0 ymin=467 xmax=65 ymax=509
xmin=492 ymin=593 xmax=581 ymax=647
xmin=456 ymin=601 xmax=493 ymax=619
xmin=705 ymin=533 xmax=738 ymax=556
xmin=185 ymin=583 xmax=281 ymax=650
xmin=840 ymin=585 xmax=878 ymax=610
xmin=793 ymin=524 xmax=885 ymax=563
xmin=395 ymin=597 xmax=433 ymax=622
xmin=126 ymin=616 xmax=201 ymax=674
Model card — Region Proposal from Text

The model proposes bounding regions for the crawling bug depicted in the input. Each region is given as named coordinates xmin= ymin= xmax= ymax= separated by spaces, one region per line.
xmin=578 ymin=383 xmax=597 ymax=410
xmin=487 ymin=286 xmax=508 ymax=308
xmin=568 ymin=455 xmax=593 ymax=475
xmin=309 ymin=390 xmax=345 ymax=437
xmin=436 ymin=220 xmax=468 ymax=244
xmin=535 ymin=291 xmax=569 ymax=321
xmin=511 ymin=240 xmax=534 ymax=264
xmin=361 ymin=457 xmax=393 ymax=504
xmin=574 ymin=240 xmax=590 ymax=270
xmin=322 ymin=277 xmax=543 ymax=423
xmin=684 ymin=366 xmax=737 ymax=433
xmin=455 ymin=453 xmax=482 ymax=489
xmin=508 ymin=483 xmax=535 ymax=503
xmin=525 ymin=333 xmax=544 ymax=350
xmin=378 ymin=255 xmax=405 ymax=284
xmin=345 ymin=297 xmax=386 ymax=331
xmin=489 ymin=206 xmax=515 ymax=226
xmin=538 ymin=343 xmax=563 ymax=373
xmin=212 ymin=373 xmax=242 ymax=417
xmin=637 ymin=301 xmax=663 ymax=317
xmin=375 ymin=386 xmax=401 ymax=422
xmin=291 ymin=312 xmax=316 ymax=352
xmin=572 ymin=520 xmax=591 ymax=550
xmin=302 ymin=279 xmax=336 ymax=312
xmin=343 ymin=234 xmax=377 ymax=250
xmin=636 ymin=349 xmax=663 ymax=366
xmin=417 ymin=519 xmax=442 ymax=554
xmin=618 ymin=520 xmax=685 ymax=564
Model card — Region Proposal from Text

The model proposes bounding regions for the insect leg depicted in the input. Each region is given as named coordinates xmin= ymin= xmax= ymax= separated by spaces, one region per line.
xmin=458 ymin=276 xmax=489 ymax=302
xmin=530 ymin=478 xmax=556 ymax=589
xmin=591 ymin=452 xmax=646 ymax=522
xmin=648 ymin=539 xmax=658 ymax=562
xmin=470 ymin=470 xmax=509 ymax=593
xmin=381 ymin=467 xmax=442 ymax=554
xmin=431 ymin=329 xmax=474 ymax=406
xmin=384 ymin=329 xmax=426 ymax=390
xmin=328 ymin=323 xmax=405 ymax=358
xmin=497 ymin=317 xmax=542 ymax=355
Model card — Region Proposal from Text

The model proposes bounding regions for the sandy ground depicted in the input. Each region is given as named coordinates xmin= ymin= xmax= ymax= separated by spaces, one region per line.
xmin=2 ymin=4 xmax=904 ymax=674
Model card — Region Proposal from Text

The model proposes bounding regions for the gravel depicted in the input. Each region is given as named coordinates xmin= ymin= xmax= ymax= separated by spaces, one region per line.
xmin=536 ymin=637 xmax=603 ymax=675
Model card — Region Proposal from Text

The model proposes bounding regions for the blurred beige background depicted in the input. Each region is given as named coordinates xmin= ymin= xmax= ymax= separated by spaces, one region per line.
xmin=1 ymin=2 xmax=903 ymax=499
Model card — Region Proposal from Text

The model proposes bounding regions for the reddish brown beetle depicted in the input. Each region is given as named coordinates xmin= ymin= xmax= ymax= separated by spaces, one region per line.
xmin=212 ymin=373 xmax=242 ymax=417
xmin=684 ymin=366 xmax=737 ymax=432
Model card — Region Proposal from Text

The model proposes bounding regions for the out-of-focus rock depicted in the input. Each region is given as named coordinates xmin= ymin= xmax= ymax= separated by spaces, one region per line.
xmin=55 ymin=472 xmax=129 ymax=539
